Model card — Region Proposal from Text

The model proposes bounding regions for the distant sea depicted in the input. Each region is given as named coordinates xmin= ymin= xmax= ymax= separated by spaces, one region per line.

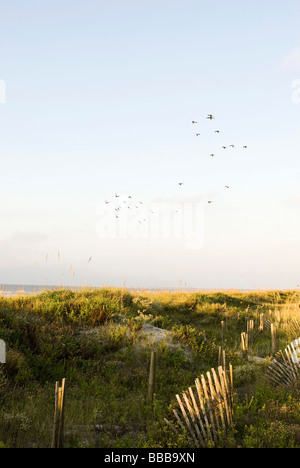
xmin=0 ymin=284 xmax=256 ymax=297
xmin=0 ymin=284 xmax=62 ymax=297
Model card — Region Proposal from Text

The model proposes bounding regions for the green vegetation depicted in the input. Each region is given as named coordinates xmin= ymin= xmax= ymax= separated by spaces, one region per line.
xmin=0 ymin=287 xmax=300 ymax=448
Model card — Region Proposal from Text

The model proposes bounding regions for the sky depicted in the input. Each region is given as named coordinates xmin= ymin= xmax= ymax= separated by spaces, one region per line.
xmin=0 ymin=0 xmax=300 ymax=289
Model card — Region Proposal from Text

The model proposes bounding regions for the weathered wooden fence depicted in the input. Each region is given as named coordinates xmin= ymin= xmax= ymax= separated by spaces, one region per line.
xmin=164 ymin=365 xmax=234 ymax=447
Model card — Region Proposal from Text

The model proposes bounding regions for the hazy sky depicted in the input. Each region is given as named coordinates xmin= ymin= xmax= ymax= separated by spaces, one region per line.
xmin=1 ymin=0 xmax=300 ymax=289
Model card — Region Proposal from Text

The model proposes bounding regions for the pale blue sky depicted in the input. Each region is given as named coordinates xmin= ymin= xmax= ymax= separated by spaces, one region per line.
xmin=0 ymin=0 xmax=300 ymax=289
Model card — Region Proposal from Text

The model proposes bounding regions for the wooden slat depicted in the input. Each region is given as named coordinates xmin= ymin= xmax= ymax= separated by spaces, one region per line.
xmin=176 ymin=394 xmax=198 ymax=445
xmin=201 ymin=374 xmax=216 ymax=439
xmin=182 ymin=393 xmax=203 ymax=444
xmin=206 ymin=371 xmax=220 ymax=431
xmin=195 ymin=378 xmax=212 ymax=441
xmin=211 ymin=368 xmax=226 ymax=428
xmin=218 ymin=367 xmax=231 ymax=425
xmin=188 ymin=387 xmax=207 ymax=442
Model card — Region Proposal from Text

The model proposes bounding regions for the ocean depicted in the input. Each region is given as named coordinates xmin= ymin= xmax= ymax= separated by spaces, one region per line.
xmin=0 ymin=284 xmax=59 ymax=297
xmin=0 ymin=284 xmax=256 ymax=297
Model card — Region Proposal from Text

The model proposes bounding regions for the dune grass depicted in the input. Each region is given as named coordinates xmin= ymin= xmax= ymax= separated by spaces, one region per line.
xmin=0 ymin=287 xmax=300 ymax=448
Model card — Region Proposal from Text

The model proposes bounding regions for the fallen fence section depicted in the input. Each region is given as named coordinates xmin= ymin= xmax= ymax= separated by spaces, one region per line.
xmin=266 ymin=338 xmax=300 ymax=388
xmin=164 ymin=365 xmax=234 ymax=447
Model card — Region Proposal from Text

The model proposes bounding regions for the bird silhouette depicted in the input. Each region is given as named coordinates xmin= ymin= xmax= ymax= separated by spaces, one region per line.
xmin=207 ymin=114 xmax=215 ymax=120
xmin=192 ymin=121 xmax=198 ymax=124
xmin=215 ymin=130 xmax=220 ymax=133
xmin=230 ymin=145 xmax=235 ymax=148
xmin=243 ymin=146 xmax=248 ymax=149
xmin=225 ymin=186 xmax=230 ymax=189
xmin=208 ymin=201 xmax=213 ymax=204
xmin=222 ymin=146 xmax=227 ymax=150
xmin=196 ymin=133 xmax=200 ymax=136
xmin=210 ymin=154 xmax=215 ymax=157
xmin=179 ymin=182 xmax=184 ymax=186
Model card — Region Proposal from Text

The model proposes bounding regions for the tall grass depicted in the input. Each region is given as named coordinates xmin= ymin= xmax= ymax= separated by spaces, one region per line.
xmin=0 ymin=287 xmax=300 ymax=448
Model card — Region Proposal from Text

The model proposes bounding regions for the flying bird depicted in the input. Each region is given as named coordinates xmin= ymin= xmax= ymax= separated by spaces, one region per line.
xmin=215 ymin=130 xmax=220 ymax=133
xmin=192 ymin=121 xmax=198 ymax=124
xmin=208 ymin=201 xmax=213 ymax=204
xmin=210 ymin=154 xmax=215 ymax=157
xmin=179 ymin=182 xmax=184 ymax=186
xmin=230 ymin=145 xmax=235 ymax=148
xmin=243 ymin=146 xmax=248 ymax=149
xmin=207 ymin=114 xmax=215 ymax=120
xmin=196 ymin=133 xmax=200 ymax=136
xmin=105 ymin=200 xmax=110 ymax=204
xmin=222 ymin=146 xmax=227 ymax=150
xmin=225 ymin=186 xmax=230 ymax=189
xmin=115 ymin=193 xmax=119 ymax=198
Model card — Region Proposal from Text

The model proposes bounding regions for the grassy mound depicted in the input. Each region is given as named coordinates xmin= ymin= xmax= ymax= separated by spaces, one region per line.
xmin=0 ymin=287 xmax=300 ymax=448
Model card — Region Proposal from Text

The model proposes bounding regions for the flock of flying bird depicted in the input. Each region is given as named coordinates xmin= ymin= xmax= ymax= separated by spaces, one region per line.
xmin=104 ymin=195 xmax=151 ymax=224
xmin=104 ymin=113 xmax=248 ymax=223
xmin=190 ymin=113 xmax=248 ymax=204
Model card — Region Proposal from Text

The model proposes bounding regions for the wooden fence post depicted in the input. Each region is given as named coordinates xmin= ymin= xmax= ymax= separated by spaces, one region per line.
xmin=247 ymin=320 xmax=254 ymax=348
xmin=241 ymin=332 xmax=248 ymax=352
xmin=218 ymin=346 xmax=222 ymax=367
xmin=218 ymin=347 xmax=226 ymax=370
xmin=271 ymin=324 xmax=277 ymax=355
xmin=259 ymin=313 xmax=264 ymax=332
xmin=221 ymin=321 xmax=225 ymax=346
xmin=51 ymin=378 xmax=66 ymax=448
xmin=148 ymin=351 xmax=157 ymax=405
